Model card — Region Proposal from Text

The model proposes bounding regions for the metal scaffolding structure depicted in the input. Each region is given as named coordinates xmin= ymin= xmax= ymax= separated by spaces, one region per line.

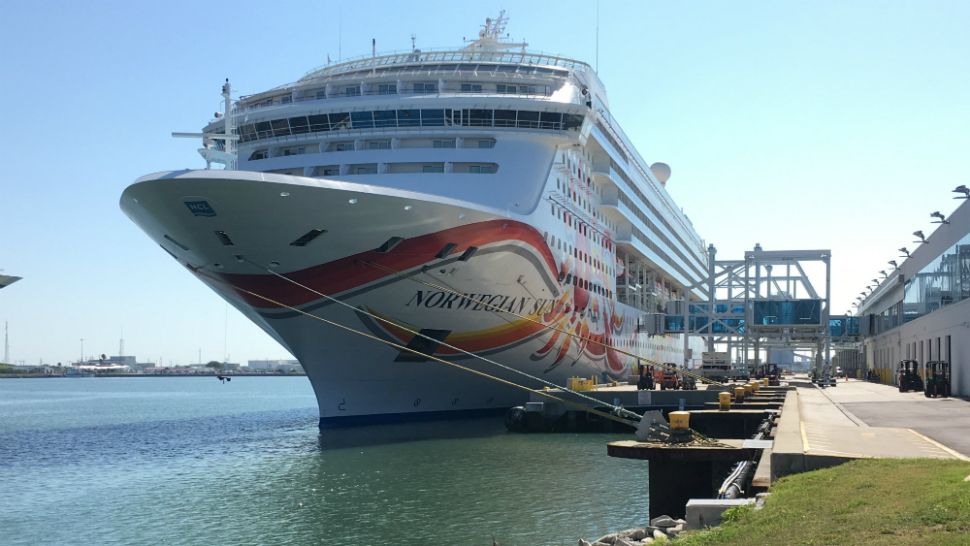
xmin=662 ymin=245 xmax=858 ymax=375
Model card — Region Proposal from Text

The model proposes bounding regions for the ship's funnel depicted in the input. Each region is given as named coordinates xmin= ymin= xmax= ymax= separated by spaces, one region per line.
xmin=650 ymin=162 xmax=671 ymax=185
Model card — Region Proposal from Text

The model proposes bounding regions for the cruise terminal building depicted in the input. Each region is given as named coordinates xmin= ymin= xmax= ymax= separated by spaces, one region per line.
xmin=859 ymin=192 xmax=970 ymax=396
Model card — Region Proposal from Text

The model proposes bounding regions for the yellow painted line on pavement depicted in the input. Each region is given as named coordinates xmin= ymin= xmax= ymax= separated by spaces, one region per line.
xmin=907 ymin=429 xmax=970 ymax=461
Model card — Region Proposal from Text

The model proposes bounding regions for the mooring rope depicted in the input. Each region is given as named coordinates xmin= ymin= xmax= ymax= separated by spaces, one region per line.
xmin=195 ymin=269 xmax=638 ymax=427
xmin=247 ymin=260 xmax=643 ymax=422
xmin=360 ymin=259 xmax=727 ymax=388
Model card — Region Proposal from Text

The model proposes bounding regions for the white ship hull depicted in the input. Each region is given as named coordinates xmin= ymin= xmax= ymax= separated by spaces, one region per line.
xmin=121 ymin=170 xmax=693 ymax=425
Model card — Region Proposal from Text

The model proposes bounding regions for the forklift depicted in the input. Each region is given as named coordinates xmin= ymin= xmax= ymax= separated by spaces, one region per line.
xmin=924 ymin=361 xmax=951 ymax=398
xmin=765 ymin=363 xmax=780 ymax=386
xmin=659 ymin=363 xmax=680 ymax=390
xmin=896 ymin=360 xmax=924 ymax=393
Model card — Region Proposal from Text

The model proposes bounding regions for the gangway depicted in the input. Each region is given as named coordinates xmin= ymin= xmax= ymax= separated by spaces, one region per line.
xmin=652 ymin=245 xmax=845 ymax=378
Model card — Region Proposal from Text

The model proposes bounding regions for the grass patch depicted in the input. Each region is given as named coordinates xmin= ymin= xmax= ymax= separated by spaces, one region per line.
xmin=677 ymin=458 xmax=970 ymax=546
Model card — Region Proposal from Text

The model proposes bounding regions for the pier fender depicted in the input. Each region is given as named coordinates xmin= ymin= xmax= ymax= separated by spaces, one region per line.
xmin=504 ymin=406 xmax=528 ymax=432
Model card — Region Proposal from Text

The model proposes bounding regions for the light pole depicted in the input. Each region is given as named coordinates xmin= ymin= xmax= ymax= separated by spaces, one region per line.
xmin=80 ymin=338 xmax=84 ymax=364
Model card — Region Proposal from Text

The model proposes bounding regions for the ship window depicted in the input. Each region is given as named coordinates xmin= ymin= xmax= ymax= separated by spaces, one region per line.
xmin=421 ymin=109 xmax=444 ymax=126
xmin=422 ymin=164 xmax=444 ymax=173
xmin=433 ymin=139 xmax=456 ymax=148
xmin=413 ymin=82 xmax=437 ymax=94
xmin=271 ymin=119 xmax=291 ymax=137
xmin=329 ymin=141 xmax=354 ymax=152
xmin=373 ymin=110 xmax=396 ymax=128
xmin=478 ymin=139 xmax=496 ymax=148
xmin=344 ymin=85 xmax=361 ymax=97
xmin=289 ymin=116 xmax=310 ymax=134
xmin=281 ymin=146 xmax=305 ymax=156
xmin=330 ymin=112 xmax=351 ymax=130
xmin=351 ymin=111 xmax=374 ymax=129
xmin=281 ymin=95 xmax=292 ymax=104
xmin=308 ymin=114 xmax=330 ymax=132
xmin=458 ymin=246 xmax=478 ymax=261
xmin=540 ymin=112 xmax=563 ymax=129
xmin=315 ymin=90 xmax=327 ymax=99
xmin=239 ymin=124 xmax=257 ymax=142
xmin=398 ymin=109 xmax=420 ymax=127
xmin=366 ymin=139 xmax=391 ymax=150
xmin=497 ymin=83 xmax=517 ymax=94
xmin=378 ymin=83 xmax=397 ymax=95
xmin=517 ymin=111 xmax=539 ymax=128
xmin=436 ymin=243 xmax=457 ymax=258
xmin=255 ymin=121 xmax=273 ymax=139
xmin=352 ymin=164 xmax=377 ymax=174
xmin=455 ymin=162 xmax=498 ymax=174
xmin=461 ymin=83 xmax=483 ymax=93
xmin=494 ymin=110 xmax=516 ymax=127
xmin=377 ymin=237 xmax=404 ymax=253
xmin=214 ymin=231 xmax=235 ymax=246
xmin=563 ymin=114 xmax=584 ymax=130
xmin=243 ymin=108 xmax=574 ymax=142
xmin=290 ymin=228 xmax=326 ymax=247
xmin=313 ymin=165 xmax=339 ymax=176
xmin=249 ymin=149 xmax=268 ymax=161
xmin=466 ymin=109 xmax=491 ymax=127
xmin=447 ymin=109 xmax=461 ymax=126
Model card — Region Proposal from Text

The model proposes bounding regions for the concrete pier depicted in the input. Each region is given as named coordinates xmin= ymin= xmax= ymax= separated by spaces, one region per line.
xmin=608 ymin=439 xmax=760 ymax=519
xmin=771 ymin=380 xmax=967 ymax=480
xmin=688 ymin=409 xmax=776 ymax=438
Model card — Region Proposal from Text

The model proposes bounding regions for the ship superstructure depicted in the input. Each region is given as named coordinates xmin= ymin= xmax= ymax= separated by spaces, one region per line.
xmin=122 ymin=14 xmax=709 ymax=425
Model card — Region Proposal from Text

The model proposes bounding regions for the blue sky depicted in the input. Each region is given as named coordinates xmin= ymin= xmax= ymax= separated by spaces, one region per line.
xmin=2 ymin=1 xmax=968 ymax=366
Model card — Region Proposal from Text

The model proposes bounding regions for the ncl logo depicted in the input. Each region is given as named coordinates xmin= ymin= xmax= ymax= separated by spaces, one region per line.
xmin=184 ymin=200 xmax=217 ymax=217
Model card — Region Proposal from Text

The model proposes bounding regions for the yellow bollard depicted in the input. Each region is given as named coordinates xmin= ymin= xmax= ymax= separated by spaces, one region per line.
xmin=751 ymin=381 xmax=761 ymax=393
xmin=762 ymin=378 xmax=769 ymax=387
xmin=744 ymin=383 xmax=755 ymax=395
xmin=669 ymin=411 xmax=691 ymax=430
xmin=734 ymin=387 xmax=746 ymax=403
xmin=719 ymin=391 xmax=731 ymax=411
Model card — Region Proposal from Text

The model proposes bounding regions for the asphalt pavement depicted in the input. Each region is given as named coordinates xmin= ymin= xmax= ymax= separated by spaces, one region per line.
xmin=820 ymin=379 xmax=970 ymax=458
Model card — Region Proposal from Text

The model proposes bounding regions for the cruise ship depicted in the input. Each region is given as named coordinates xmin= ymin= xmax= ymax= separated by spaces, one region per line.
xmin=121 ymin=14 xmax=709 ymax=426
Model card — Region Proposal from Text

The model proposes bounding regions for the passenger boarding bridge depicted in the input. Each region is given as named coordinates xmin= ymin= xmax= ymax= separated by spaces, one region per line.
xmin=637 ymin=245 xmax=860 ymax=375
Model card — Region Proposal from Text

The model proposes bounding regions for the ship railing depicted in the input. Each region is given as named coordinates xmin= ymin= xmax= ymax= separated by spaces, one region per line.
xmin=239 ymin=122 xmax=577 ymax=150
xmin=238 ymin=115 xmax=580 ymax=144
xmin=233 ymin=86 xmax=559 ymax=114
xmin=300 ymin=48 xmax=592 ymax=80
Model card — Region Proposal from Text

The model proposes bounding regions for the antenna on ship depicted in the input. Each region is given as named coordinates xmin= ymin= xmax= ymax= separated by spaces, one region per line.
xmin=463 ymin=10 xmax=527 ymax=52
xmin=171 ymin=79 xmax=238 ymax=170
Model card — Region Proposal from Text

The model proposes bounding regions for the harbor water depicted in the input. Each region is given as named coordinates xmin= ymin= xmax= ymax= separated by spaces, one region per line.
xmin=1 ymin=377 xmax=648 ymax=545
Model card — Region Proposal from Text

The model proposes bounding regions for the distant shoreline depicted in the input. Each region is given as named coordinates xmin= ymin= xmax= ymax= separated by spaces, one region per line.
xmin=0 ymin=372 xmax=307 ymax=379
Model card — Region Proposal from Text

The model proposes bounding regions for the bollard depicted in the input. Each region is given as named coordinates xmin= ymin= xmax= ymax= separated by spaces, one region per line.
xmin=669 ymin=411 xmax=690 ymax=430
xmin=751 ymin=381 xmax=760 ymax=393
xmin=733 ymin=386 xmax=746 ymax=403
xmin=761 ymin=378 xmax=769 ymax=387
xmin=719 ymin=391 xmax=731 ymax=411
xmin=743 ymin=383 xmax=755 ymax=396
